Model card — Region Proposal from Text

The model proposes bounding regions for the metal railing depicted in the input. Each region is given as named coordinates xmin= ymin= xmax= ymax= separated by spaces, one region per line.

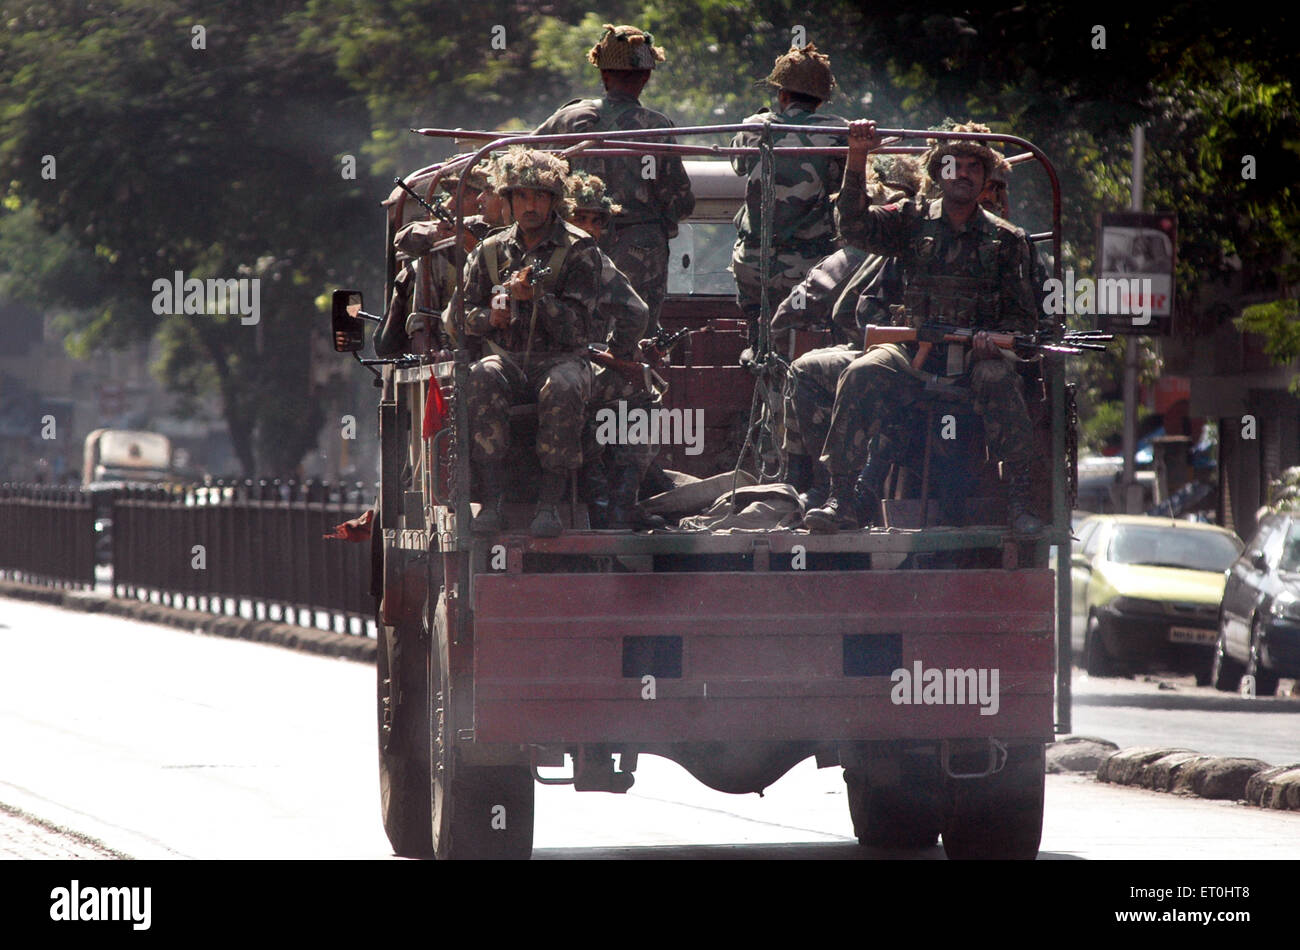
xmin=0 ymin=480 xmax=376 ymax=634
xmin=0 ymin=484 xmax=96 ymax=588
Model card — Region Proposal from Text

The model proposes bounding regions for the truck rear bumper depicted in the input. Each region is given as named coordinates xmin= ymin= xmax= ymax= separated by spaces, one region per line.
xmin=472 ymin=569 xmax=1055 ymax=745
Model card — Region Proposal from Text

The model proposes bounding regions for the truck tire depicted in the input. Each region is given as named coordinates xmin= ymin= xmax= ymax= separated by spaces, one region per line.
xmin=941 ymin=743 xmax=1045 ymax=861
xmin=377 ymin=614 xmax=434 ymax=858
xmin=429 ymin=593 xmax=535 ymax=860
xmin=844 ymin=768 xmax=941 ymax=849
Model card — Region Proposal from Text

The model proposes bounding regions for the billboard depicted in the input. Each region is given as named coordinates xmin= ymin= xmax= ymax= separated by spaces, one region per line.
xmin=1097 ymin=211 xmax=1177 ymax=334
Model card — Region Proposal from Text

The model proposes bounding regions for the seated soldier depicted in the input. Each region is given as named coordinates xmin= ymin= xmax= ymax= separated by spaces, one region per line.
xmin=563 ymin=171 xmax=665 ymax=529
xmin=806 ymin=120 xmax=1043 ymax=535
xmin=455 ymin=147 xmax=602 ymax=538
xmin=777 ymin=155 xmax=921 ymax=509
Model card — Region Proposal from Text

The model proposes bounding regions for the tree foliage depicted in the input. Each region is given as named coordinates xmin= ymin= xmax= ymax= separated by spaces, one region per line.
xmin=0 ymin=1 xmax=1295 ymax=475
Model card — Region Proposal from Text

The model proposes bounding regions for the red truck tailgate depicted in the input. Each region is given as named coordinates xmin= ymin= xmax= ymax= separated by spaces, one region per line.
xmin=472 ymin=569 xmax=1055 ymax=744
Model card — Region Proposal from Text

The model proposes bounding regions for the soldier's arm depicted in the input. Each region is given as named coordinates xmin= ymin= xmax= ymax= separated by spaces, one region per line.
xmin=835 ymin=192 xmax=911 ymax=256
xmin=997 ymin=231 xmax=1040 ymax=336
xmin=729 ymin=112 xmax=766 ymax=176
xmin=536 ymin=242 xmax=601 ymax=349
xmin=603 ymin=261 xmax=650 ymax=359
xmin=458 ymin=244 xmax=496 ymax=337
xmin=657 ymin=150 xmax=696 ymax=225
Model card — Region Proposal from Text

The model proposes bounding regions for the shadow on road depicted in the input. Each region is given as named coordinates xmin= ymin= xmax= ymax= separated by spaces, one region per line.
xmin=533 ymin=842 xmax=1084 ymax=860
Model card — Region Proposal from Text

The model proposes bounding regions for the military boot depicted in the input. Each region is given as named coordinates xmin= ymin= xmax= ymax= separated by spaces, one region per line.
xmin=608 ymin=464 xmax=666 ymax=531
xmin=801 ymin=461 xmax=830 ymax=511
xmin=853 ymin=442 xmax=892 ymax=528
xmin=472 ymin=463 xmax=505 ymax=534
xmin=579 ymin=457 xmax=611 ymax=530
xmin=804 ymin=476 xmax=861 ymax=534
xmin=530 ymin=471 xmax=567 ymax=538
xmin=1007 ymin=471 xmax=1043 ymax=535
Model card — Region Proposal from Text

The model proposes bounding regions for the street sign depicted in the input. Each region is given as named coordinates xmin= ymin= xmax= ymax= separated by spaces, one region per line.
xmin=1097 ymin=211 xmax=1177 ymax=334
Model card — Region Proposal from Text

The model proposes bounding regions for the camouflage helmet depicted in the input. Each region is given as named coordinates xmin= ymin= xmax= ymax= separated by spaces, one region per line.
xmin=588 ymin=24 xmax=665 ymax=71
xmin=489 ymin=146 xmax=570 ymax=199
xmin=922 ymin=120 xmax=1003 ymax=187
xmin=763 ymin=41 xmax=835 ymax=102
xmin=987 ymin=148 xmax=1013 ymax=183
xmin=439 ymin=156 xmax=493 ymax=195
xmin=871 ymin=154 xmax=923 ymax=198
xmin=565 ymin=170 xmax=622 ymax=217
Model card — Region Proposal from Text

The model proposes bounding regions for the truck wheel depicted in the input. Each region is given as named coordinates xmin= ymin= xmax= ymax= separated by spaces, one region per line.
xmin=429 ymin=594 xmax=535 ymax=860
xmin=844 ymin=769 xmax=941 ymax=849
xmin=941 ymin=743 xmax=1045 ymax=861
xmin=1210 ymin=625 xmax=1244 ymax=692
xmin=1245 ymin=620 xmax=1280 ymax=697
xmin=1084 ymin=614 xmax=1118 ymax=678
xmin=377 ymin=614 xmax=434 ymax=858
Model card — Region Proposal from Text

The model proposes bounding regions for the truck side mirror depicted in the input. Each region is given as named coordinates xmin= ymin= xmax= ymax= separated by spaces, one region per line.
xmin=332 ymin=290 xmax=367 ymax=353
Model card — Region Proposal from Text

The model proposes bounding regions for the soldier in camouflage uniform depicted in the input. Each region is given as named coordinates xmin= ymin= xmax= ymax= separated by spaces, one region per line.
xmin=562 ymin=171 xmax=665 ymax=530
xmin=378 ymin=159 xmax=495 ymax=356
xmin=534 ymin=24 xmax=695 ymax=334
xmin=778 ymin=155 xmax=922 ymax=508
xmin=456 ymin=147 xmax=602 ymax=537
xmin=806 ymin=120 xmax=1043 ymax=534
xmin=731 ymin=42 xmax=847 ymax=337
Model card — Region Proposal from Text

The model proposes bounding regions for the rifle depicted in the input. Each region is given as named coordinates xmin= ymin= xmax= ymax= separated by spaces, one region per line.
xmin=638 ymin=326 xmax=691 ymax=369
xmin=587 ymin=346 xmax=669 ymax=397
xmin=863 ymin=323 xmax=1112 ymax=370
xmin=392 ymin=176 xmax=456 ymax=227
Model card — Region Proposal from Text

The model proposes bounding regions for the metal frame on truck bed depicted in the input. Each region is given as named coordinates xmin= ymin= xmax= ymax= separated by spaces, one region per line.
xmin=331 ymin=122 xmax=1076 ymax=860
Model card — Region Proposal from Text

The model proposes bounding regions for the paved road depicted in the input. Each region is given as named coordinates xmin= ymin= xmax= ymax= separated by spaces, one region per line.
xmin=1070 ymin=669 xmax=1300 ymax=765
xmin=1 ymin=597 xmax=1297 ymax=860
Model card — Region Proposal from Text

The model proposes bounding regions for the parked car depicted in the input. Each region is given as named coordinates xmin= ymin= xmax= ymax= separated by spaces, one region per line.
xmin=1213 ymin=511 xmax=1300 ymax=695
xmin=1071 ymin=515 xmax=1244 ymax=682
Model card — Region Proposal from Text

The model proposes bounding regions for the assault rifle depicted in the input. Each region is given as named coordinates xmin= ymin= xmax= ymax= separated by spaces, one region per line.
xmin=587 ymin=328 xmax=689 ymax=396
xmin=863 ymin=323 xmax=1112 ymax=370
xmin=392 ymin=176 xmax=456 ymax=227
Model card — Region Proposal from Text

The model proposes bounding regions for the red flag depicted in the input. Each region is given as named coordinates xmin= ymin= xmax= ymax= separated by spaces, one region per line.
xmin=422 ymin=380 xmax=447 ymax=440
xmin=323 ymin=507 xmax=374 ymax=542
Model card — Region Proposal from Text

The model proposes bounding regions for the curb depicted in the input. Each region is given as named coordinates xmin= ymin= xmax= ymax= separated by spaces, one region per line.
xmin=0 ymin=581 xmax=375 ymax=664
xmin=1093 ymin=745 xmax=1300 ymax=811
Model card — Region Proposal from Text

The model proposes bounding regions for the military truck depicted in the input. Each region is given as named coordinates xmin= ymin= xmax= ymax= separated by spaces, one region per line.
xmin=331 ymin=124 xmax=1074 ymax=860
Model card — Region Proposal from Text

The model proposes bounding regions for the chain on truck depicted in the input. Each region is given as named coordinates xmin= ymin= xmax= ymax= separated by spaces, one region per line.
xmin=329 ymin=121 xmax=1081 ymax=860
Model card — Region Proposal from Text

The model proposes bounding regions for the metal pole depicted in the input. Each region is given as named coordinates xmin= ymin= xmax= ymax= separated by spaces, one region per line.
xmin=1121 ymin=125 xmax=1144 ymax=513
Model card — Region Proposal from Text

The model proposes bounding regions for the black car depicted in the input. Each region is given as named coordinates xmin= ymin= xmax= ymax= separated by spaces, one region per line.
xmin=1213 ymin=511 xmax=1300 ymax=695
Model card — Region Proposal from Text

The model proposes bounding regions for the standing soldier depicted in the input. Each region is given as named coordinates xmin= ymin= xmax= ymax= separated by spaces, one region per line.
xmin=806 ymin=120 xmax=1043 ymax=534
xmin=533 ymin=23 xmax=695 ymax=333
xmin=456 ymin=147 xmax=602 ymax=538
xmin=730 ymin=42 xmax=847 ymax=339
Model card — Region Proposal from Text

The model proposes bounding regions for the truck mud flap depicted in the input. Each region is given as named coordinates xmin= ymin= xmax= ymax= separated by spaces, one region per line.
xmin=472 ymin=569 xmax=1055 ymax=745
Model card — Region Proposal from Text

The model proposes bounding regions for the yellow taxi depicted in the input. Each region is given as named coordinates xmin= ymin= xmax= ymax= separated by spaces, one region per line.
xmin=1071 ymin=515 xmax=1243 ymax=683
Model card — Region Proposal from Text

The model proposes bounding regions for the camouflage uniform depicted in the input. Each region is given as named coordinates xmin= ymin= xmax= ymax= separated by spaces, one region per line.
xmin=780 ymin=253 xmax=912 ymax=461
xmin=533 ymin=27 xmax=694 ymax=334
xmin=730 ymin=104 xmax=847 ymax=325
xmin=458 ymin=214 xmax=601 ymax=474
xmin=819 ymin=193 xmax=1039 ymax=480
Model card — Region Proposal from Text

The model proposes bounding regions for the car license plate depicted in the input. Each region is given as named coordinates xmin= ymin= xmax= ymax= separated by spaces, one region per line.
xmin=1169 ymin=626 xmax=1215 ymax=645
